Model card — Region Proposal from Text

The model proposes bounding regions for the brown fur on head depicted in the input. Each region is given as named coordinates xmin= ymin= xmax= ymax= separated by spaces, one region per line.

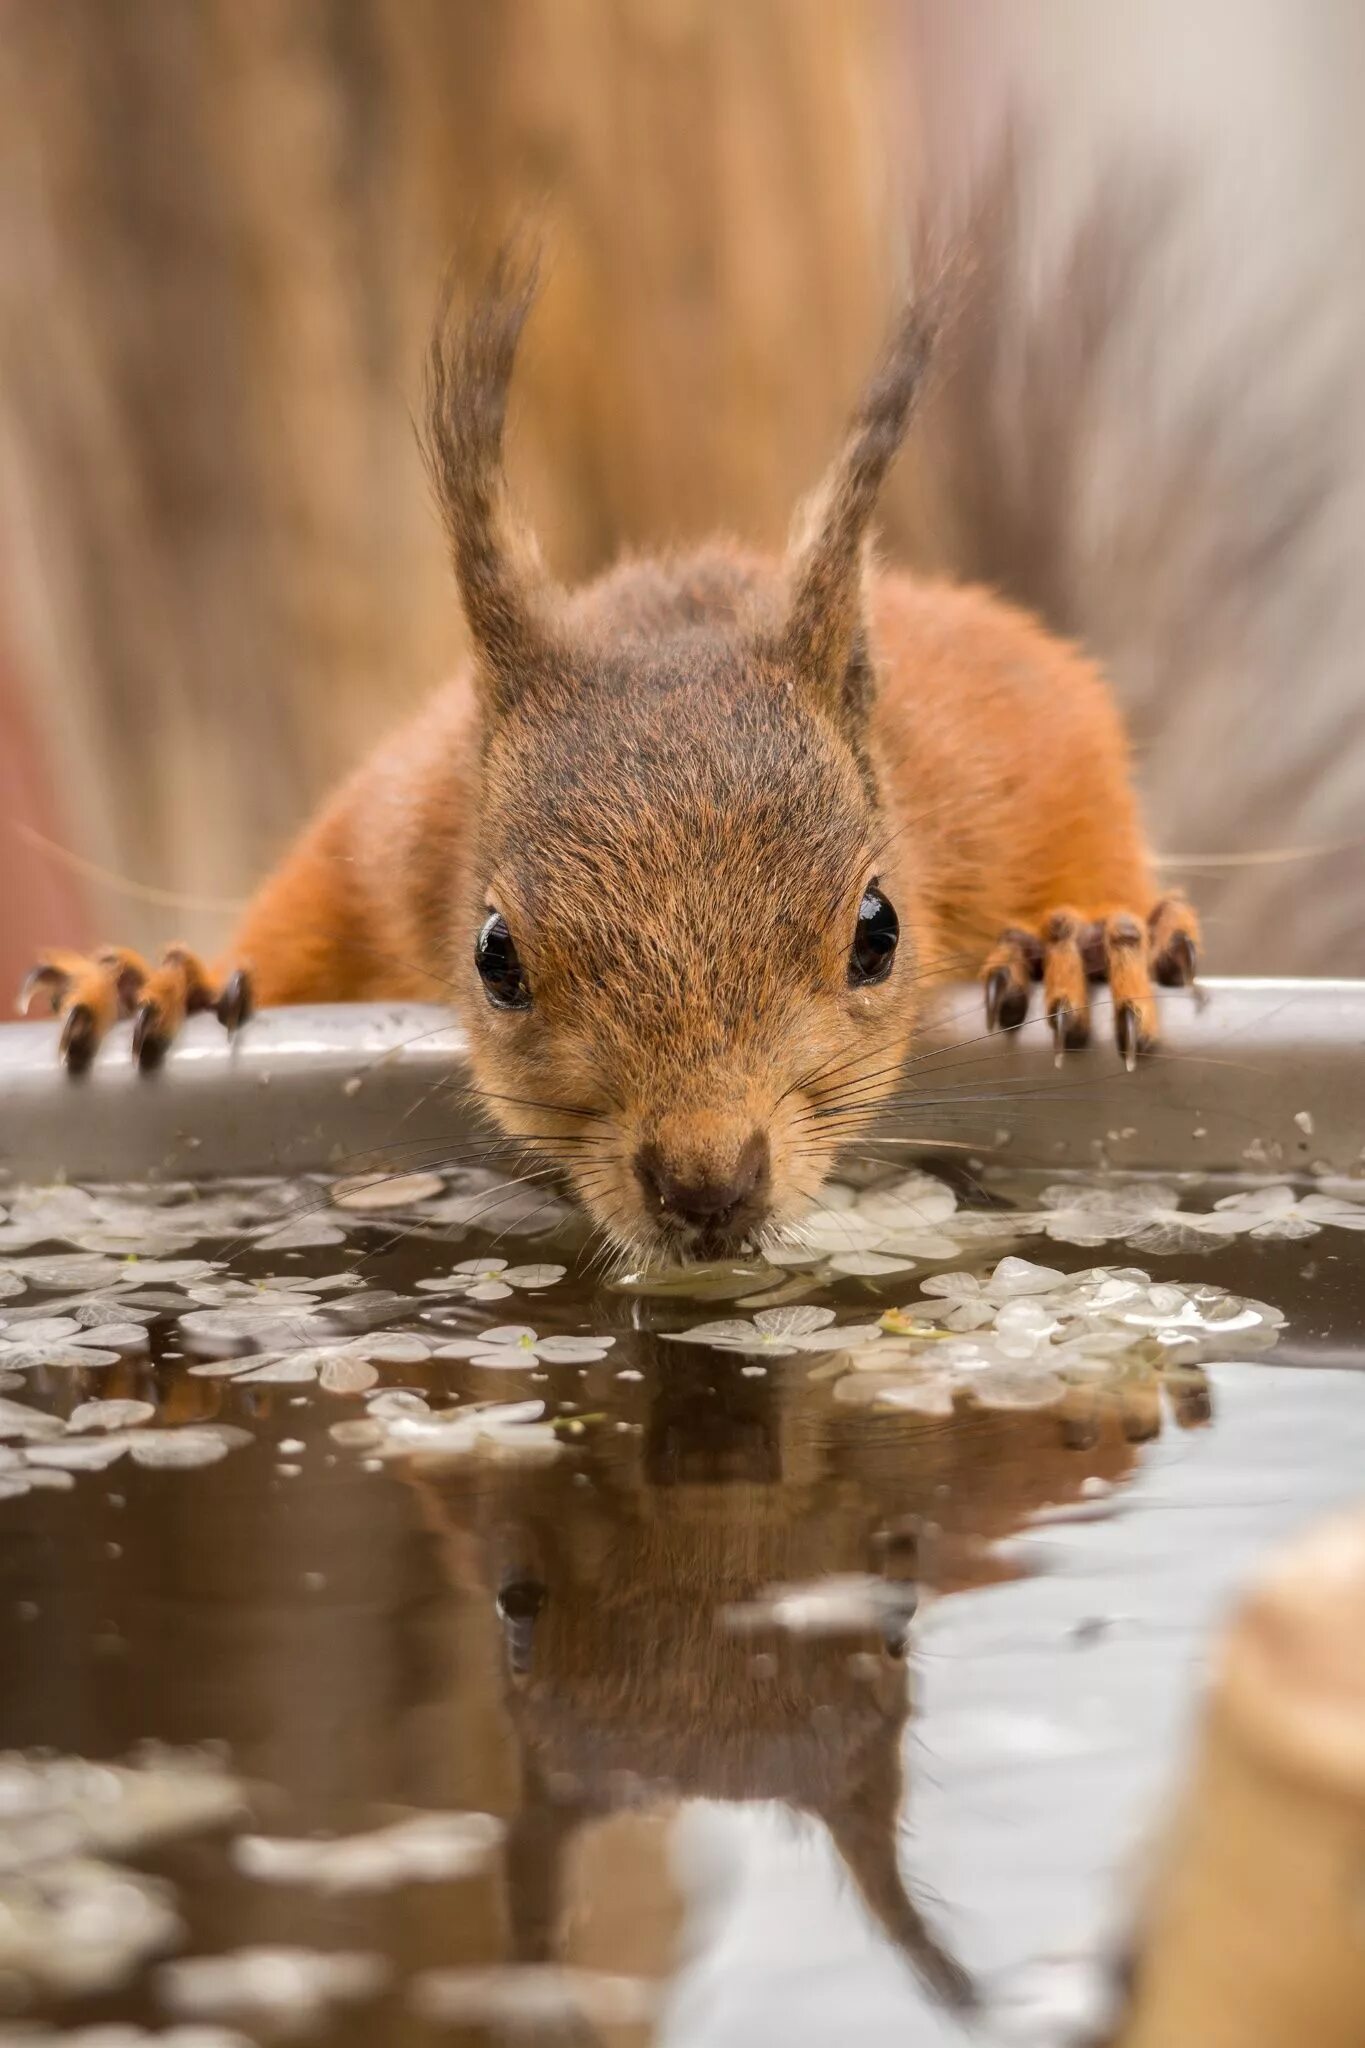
xmin=423 ymin=246 xmax=942 ymax=1262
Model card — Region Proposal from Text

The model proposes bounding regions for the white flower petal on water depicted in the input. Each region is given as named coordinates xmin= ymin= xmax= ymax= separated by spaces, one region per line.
xmin=329 ymin=1418 xmax=385 ymax=1448
xmin=318 ymin=1355 xmax=381 ymax=1395
xmin=125 ymin=1429 xmax=234 ymax=1469
xmin=1297 ymin=1193 xmax=1365 ymax=1229
xmin=254 ymin=1218 xmax=347 ymax=1250
xmin=870 ymin=1229 xmax=968 ymax=1261
xmin=374 ymin=1398 xmax=562 ymax=1463
xmin=758 ymin=1244 xmax=825 ymax=1269
xmin=791 ymin=1323 xmax=885 ymax=1354
xmin=68 ymin=1400 xmax=157 ymax=1433
xmin=159 ymin=1946 xmax=389 ymax=2025
xmin=659 ymin=1318 xmax=759 ymax=1348
xmin=365 ymin=1390 xmax=431 ymax=1419
xmin=452 ymin=1257 xmax=509 ymax=1278
xmin=0 ymin=1253 xmax=132 ymax=1292
xmin=331 ymin=1172 xmax=446 ymax=1211
xmin=794 ymin=1211 xmax=887 ymax=1255
xmin=919 ymin=1271 xmax=982 ymax=1300
xmin=466 ymin=1280 xmax=512 ymax=1302
xmin=752 ymin=1306 xmax=836 ymax=1338
xmin=234 ymin=1811 xmax=504 ymax=1893
xmin=3 ymin=1315 xmax=81 ymax=1342
xmin=432 ymin=1322 xmax=611 ymax=1367
xmin=530 ymin=1335 xmax=615 ymax=1364
xmin=414 ymin=1966 xmax=657 ymax=2031
xmin=111 ymin=1258 xmax=222 ymax=1286
xmin=1249 ymin=1213 xmax=1320 ymax=1241
xmin=853 ymin=1174 xmax=959 ymax=1230
xmin=993 ymin=1299 xmax=1062 ymax=1338
xmin=1213 ymin=1183 xmax=1299 ymax=1218
xmin=0 ymin=1396 xmax=67 ymax=1442
xmin=27 ymin=1436 xmax=131 ymax=1472
xmin=500 ymin=1264 xmax=567 ymax=1290
xmin=13 ymin=1346 xmax=130 ymax=1371
xmin=826 ymin=1250 xmax=918 ymax=1278
xmin=363 ymin=1335 xmax=433 ymax=1365
xmin=185 ymin=1280 xmax=324 ymax=1312
xmin=177 ymin=1305 xmax=330 ymax=1356
xmin=943 ymin=1301 xmax=997 ymax=1332
xmin=661 ymin=1302 xmax=878 ymax=1358
xmin=75 ymin=1322 xmax=150 ymax=1353
xmin=234 ymin=1356 xmax=323 ymax=1385
xmin=985 ymin=1257 xmax=1068 ymax=1300
xmin=26 ymin=1465 xmax=79 ymax=1491
xmin=0 ymin=1856 xmax=184 ymax=1998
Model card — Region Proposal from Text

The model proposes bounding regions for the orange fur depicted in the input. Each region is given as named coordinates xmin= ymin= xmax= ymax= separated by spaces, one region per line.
xmin=31 ymin=254 xmax=1198 ymax=1255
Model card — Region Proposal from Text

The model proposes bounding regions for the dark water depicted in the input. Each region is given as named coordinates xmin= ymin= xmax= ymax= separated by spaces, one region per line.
xmin=1 ymin=1174 xmax=1363 ymax=2046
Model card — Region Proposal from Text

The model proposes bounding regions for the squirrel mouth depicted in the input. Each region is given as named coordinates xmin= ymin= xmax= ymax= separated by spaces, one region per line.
xmin=656 ymin=1217 xmax=767 ymax=1263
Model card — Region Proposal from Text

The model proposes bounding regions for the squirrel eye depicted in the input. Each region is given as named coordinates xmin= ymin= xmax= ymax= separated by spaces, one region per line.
xmin=496 ymin=1576 xmax=547 ymax=1676
xmin=848 ymin=884 xmax=899 ymax=987
xmin=475 ymin=911 xmax=532 ymax=1010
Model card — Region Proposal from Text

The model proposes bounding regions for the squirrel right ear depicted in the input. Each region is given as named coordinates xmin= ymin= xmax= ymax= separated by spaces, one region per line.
xmin=779 ymin=285 xmax=946 ymax=729
xmin=422 ymin=237 xmax=559 ymax=721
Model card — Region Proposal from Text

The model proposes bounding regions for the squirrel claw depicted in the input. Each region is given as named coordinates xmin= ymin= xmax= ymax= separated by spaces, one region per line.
xmin=984 ymin=968 xmax=1007 ymax=1030
xmin=132 ymin=1002 xmax=168 ymax=1073
xmin=216 ymin=968 xmax=254 ymax=1033
xmin=986 ymin=969 xmax=1030 ymax=1032
xmin=18 ymin=964 xmax=65 ymax=1017
xmin=59 ymin=1002 xmax=99 ymax=1074
xmin=1049 ymin=998 xmax=1089 ymax=1052
xmin=1115 ymin=1000 xmax=1154 ymax=1071
xmin=1154 ymin=929 xmax=1198 ymax=987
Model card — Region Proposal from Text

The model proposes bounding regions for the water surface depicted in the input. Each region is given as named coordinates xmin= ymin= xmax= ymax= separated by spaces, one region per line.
xmin=1 ymin=1165 xmax=1362 ymax=2045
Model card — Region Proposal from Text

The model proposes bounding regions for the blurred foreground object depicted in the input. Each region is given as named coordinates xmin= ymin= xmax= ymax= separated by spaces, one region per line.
xmin=1114 ymin=1510 xmax=1365 ymax=2048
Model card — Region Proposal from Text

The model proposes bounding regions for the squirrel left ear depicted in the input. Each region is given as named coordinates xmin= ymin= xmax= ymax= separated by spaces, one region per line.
xmin=779 ymin=290 xmax=944 ymax=730
xmin=422 ymin=235 xmax=561 ymax=724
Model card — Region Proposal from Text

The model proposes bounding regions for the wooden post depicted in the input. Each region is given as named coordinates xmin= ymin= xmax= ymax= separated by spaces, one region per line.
xmin=1116 ymin=1510 xmax=1365 ymax=2048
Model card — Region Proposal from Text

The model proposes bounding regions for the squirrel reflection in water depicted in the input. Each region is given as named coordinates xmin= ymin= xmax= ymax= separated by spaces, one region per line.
xmin=410 ymin=1348 xmax=1212 ymax=2016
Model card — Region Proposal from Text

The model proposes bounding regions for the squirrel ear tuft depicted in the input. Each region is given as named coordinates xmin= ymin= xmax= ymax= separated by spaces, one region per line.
xmin=780 ymin=283 xmax=947 ymax=725
xmin=421 ymin=234 xmax=558 ymax=719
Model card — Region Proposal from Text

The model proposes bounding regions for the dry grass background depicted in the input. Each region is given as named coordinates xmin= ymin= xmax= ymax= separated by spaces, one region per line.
xmin=0 ymin=0 xmax=1362 ymax=990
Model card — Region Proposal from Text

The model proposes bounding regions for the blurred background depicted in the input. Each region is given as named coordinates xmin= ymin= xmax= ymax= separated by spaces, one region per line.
xmin=2 ymin=0 xmax=1363 ymax=997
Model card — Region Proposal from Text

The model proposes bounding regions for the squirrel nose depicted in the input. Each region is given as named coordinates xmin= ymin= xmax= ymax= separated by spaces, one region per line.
xmin=635 ymin=1130 xmax=770 ymax=1233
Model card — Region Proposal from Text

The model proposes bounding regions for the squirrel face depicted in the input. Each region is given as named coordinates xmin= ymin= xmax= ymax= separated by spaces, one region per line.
xmin=423 ymin=241 xmax=941 ymax=1261
xmin=460 ymin=608 xmax=915 ymax=1260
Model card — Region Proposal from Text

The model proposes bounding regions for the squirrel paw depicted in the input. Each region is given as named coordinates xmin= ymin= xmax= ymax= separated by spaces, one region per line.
xmin=982 ymin=894 xmax=1200 ymax=1065
xmin=19 ymin=946 xmax=253 ymax=1074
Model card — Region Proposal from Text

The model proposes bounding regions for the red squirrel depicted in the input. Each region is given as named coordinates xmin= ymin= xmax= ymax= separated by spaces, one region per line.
xmin=22 ymin=248 xmax=1198 ymax=1262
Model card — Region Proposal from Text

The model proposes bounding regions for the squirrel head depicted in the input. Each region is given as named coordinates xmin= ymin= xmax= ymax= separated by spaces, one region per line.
xmin=423 ymin=243 xmax=942 ymax=1263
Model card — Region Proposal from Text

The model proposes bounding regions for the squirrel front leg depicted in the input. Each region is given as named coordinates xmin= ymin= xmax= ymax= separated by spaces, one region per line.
xmin=22 ymin=780 xmax=446 ymax=1071
xmin=25 ymin=683 xmax=475 ymax=1071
